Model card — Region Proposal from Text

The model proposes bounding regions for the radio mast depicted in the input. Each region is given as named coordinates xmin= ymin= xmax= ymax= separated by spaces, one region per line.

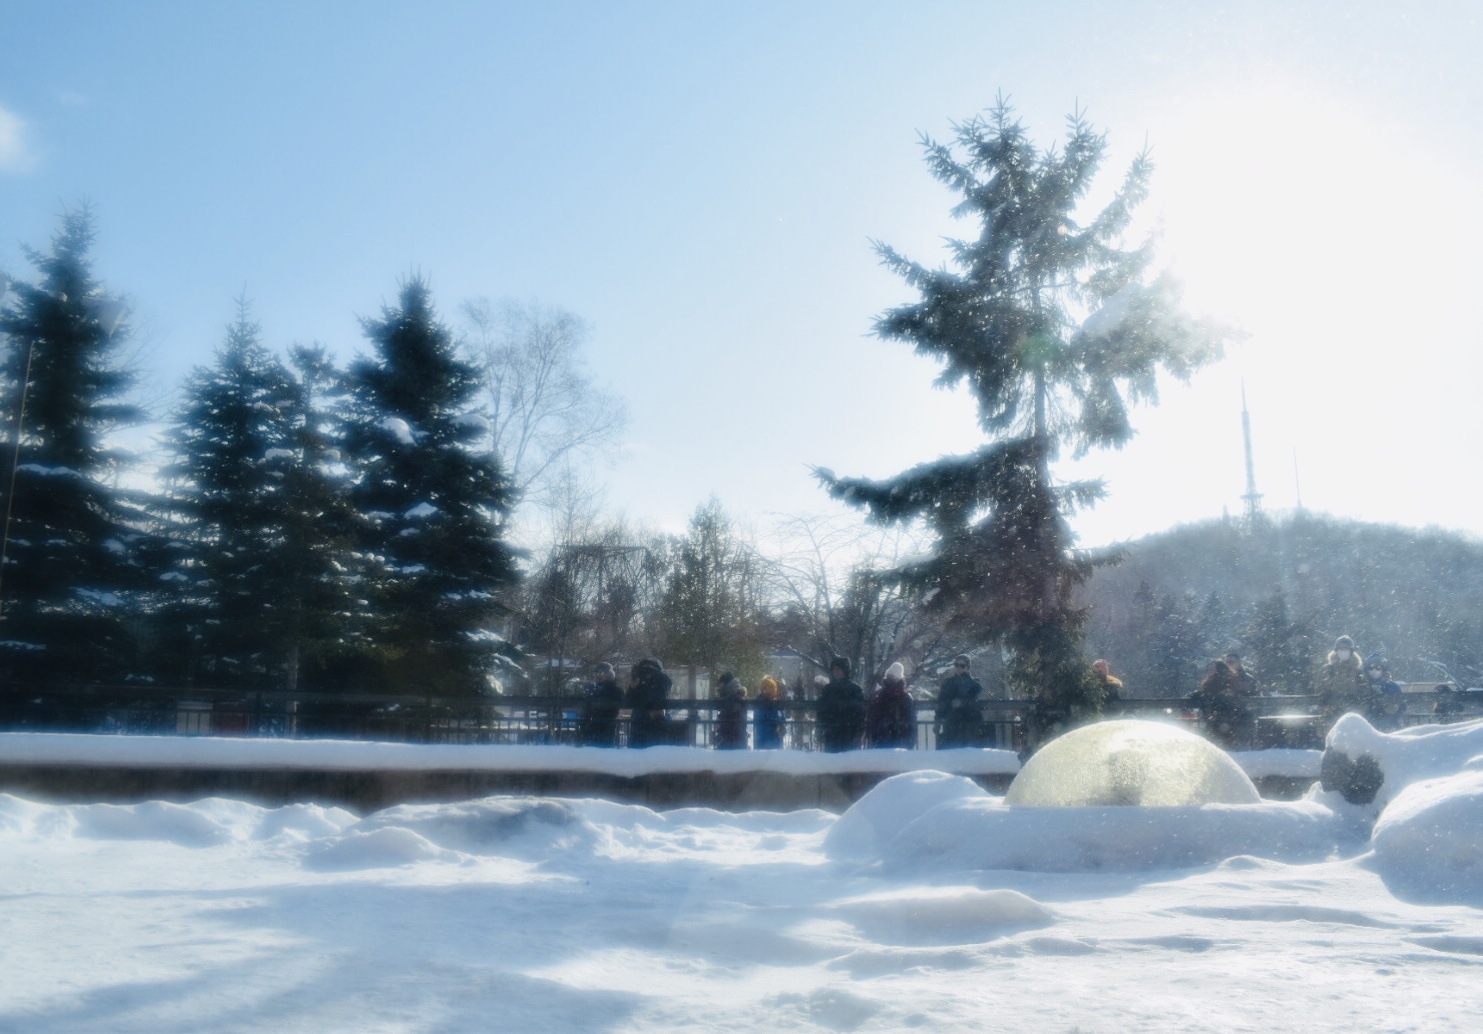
xmin=1241 ymin=383 xmax=1263 ymax=524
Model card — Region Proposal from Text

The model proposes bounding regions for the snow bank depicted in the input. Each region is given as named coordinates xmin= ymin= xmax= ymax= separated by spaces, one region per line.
xmin=352 ymin=797 xmax=603 ymax=860
xmin=880 ymin=794 xmax=1351 ymax=872
xmin=0 ymin=792 xmax=356 ymax=845
xmin=304 ymin=825 xmax=462 ymax=870
xmin=1369 ymin=764 xmax=1483 ymax=905
xmin=825 ymin=760 xmax=1350 ymax=873
xmin=1005 ymin=719 xmax=1260 ymax=806
xmin=1327 ymin=714 xmax=1483 ymax=809
xmin=824 ymin=771 xmax=990 ymax=858
xmin=0 ymin=732 xmax=1023 ymax=777
xmin=1232 ymin=748 xmax=1323 ymax=779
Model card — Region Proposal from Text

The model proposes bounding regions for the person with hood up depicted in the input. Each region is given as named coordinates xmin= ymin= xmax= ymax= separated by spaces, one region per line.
xmin=753 ymin=676 xmax=786 ymax=749
xmin=625 ymin=657 xmax=673 ymax=748
xmin=1190 ymin=657 xmax=1253 ymax=749
xmin=1316 ymin=635 xmax=1369 ymax=730
xmin=866 ymin=661 xmax=916 ymax=748
xmin=579 ymin=662 xmax=623 ymax=746
xmin=1224 ymin=651 xmax=1258 ymax=698
xmin=1091 ymin=659 xmax=1123 ymax=704
xmin=816 ymin=657 xmax=865 ymax=752
xmin=713 ymin=672 xmax=747 ymax=749
xmin=1433 ymin=683 xmax=1466 ymax=723
xmin=935 ymin=654 xmax=985 ymax=749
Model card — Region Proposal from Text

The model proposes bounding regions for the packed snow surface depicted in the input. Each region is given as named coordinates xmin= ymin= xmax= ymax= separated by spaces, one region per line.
xmin=1004 ymin=719 xmax=1261 ymax=806
xmin=2 ymin=718 xmax=1481 ymax=1032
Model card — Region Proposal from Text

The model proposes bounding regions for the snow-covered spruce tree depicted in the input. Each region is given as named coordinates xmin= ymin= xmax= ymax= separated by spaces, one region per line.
xmin=0 ymin=209 xmax=150 ymax=686
xmin=162 ymin=302 xmax=358 ymax=689
xmin=345 ymin=278 xmax=519 ymax=695
xmin=276 ymin=343 xmax=364 ymax=689
xmin=817 ymin=102 xmax=1227 ymax=744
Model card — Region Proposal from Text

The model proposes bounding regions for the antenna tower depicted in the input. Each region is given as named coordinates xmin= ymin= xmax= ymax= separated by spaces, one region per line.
xmin=1241 ymin=383 xmax=1263 ymax=523
xmin=1293 ymin=448 xmax=1304 ymax=511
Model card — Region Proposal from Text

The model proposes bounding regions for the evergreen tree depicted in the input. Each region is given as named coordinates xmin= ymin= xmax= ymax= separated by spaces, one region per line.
xmin=277 ymin=344 xmax=362 ymax=688
xmin=818 ymin=101 xmax=1226 ymax=743
xmin=1241 ymin=590 xmax=1318 ymax=694
xmin=0 ymin=210 xmax=150 ymax=686
xmin=345 ymin=277 xmax=519 ymax=694
xmin=162 ymin=303 xmax=356 ymax=688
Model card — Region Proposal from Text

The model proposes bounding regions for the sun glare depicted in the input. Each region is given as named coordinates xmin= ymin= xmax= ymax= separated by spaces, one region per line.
xmin=1074 ymin=81 xmax=1483 ymax=537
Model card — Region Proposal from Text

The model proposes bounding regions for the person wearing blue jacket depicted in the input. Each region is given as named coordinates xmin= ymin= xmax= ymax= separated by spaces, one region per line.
xmin=753 ymin=676 xmax=786 ymax=749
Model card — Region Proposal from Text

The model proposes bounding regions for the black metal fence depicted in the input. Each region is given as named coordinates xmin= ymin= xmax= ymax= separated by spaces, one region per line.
xmin=1 ymin=682 xmax=1477 ymax=751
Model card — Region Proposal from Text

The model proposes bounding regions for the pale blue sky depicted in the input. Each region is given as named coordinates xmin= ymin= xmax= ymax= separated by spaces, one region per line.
xmin=3 ymin=1 xmax=1481 ymax=546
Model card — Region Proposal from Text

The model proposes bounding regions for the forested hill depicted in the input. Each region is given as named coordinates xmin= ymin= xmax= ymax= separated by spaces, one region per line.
xmin=1078 ymin=513 xmax=1483 ymax=697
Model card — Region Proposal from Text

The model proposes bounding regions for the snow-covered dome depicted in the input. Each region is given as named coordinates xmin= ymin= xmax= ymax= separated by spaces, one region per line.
xmin=1006 ymin=719 xmax=1260 ymax=807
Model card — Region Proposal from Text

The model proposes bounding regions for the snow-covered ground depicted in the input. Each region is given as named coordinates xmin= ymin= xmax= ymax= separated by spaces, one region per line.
xmin=2 ymin=718 xmax=1481 ymax=1033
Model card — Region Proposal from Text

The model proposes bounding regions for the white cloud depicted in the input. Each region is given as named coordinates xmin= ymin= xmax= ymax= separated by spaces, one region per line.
xmin=0 ymin=102 xmax=37 ymax=173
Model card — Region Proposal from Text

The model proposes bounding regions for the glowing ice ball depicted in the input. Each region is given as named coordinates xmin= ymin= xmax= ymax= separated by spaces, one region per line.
xmin=1005 ymin=719 xmax=1261 ymax=807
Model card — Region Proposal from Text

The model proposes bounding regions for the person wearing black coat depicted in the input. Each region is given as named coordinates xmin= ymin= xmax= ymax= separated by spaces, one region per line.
xmin=1190 ymin=658 xmax=1253 ymax=749
xmin=866 ymin=662 xmax=916 ymax=748
xmin=579 ymin=662 xmax=623 ymax=746
xmin=816 ymin=657 xmax=865 ymax=752
xmin=713 ymin=672 xmax=747 ymax=749
xmin=935 ymin=654 xmax=985 ymax=749
xmin=625 ymin=657 xmax=672 ymax=748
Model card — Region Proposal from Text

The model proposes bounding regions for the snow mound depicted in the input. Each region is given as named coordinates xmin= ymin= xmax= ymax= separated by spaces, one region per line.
xmin=1327 ymin=714 xmax=1483 ymax=810
xmin=0 ymin=795 xmax=357 ymax=846
xmin=1369 ymin=767 xmax=1483 ymax=905
xmin=884 ymin=795 xmax=1351 ymax=872
xmin=0 ymin=793 xmax=79 ymax=837
xmin=825 ymin=771 xmax=991 ymax=859
xmin=353 ymin=796 xmax=602 ymax=860
xmin=253 ymin=802 xmax=360 ymax=841
xmin=828 ymin=886 xmax=1054 ymax=946
xmin=71 ymin=799 xmax=251 ymax=846
xmin=1006 ymin=719 xmax=1260 ymax=806
xmin=304 ymin=826 xmax=461 ymax=870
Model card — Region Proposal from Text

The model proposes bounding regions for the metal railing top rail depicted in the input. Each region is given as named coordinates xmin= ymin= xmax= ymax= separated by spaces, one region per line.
xmin=3 ymin=683 xmax=1476 ymax=716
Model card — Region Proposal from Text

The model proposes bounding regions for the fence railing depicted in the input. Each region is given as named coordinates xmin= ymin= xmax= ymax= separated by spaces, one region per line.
xmin=2 ymin=683 xmax=1477 ymax=751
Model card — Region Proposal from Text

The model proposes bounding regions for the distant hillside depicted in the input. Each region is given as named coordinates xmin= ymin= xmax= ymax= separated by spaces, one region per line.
xmin=1077 ymin=513 xmax=1483 ymax=695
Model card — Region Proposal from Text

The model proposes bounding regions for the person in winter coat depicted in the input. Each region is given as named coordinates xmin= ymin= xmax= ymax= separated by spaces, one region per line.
xmin=935 ymin=654 xmax=985 ymax=748
xmin=625 ymin=657 xmax=673 ymax=748
xmin=1362 ymin=654 xmax=1405 ymax=730
xmin=713 ymin=672 xmax=747 ymax=749
xmin=753 ymin=676 xmax=786 ymax=749
xmin=1091 ymin=659 xmax=1123 ymax=703
xmin=1316 ymin=635 xmax=1370 ymax=730
xmin=1224 ymin=652 xmax=1258 ymax=698
xmin=1433 ymin=684 xmax=1466 ymax=723
xmin=866 ymin=662 xmax=916 ymax=748
xmin=816 ymin=657 xmax=865 ymax=752
xmin=578 ymin=662 xmax=623 ymax=746
xmin=1190 ymin=657 xmax=1253 ymax=749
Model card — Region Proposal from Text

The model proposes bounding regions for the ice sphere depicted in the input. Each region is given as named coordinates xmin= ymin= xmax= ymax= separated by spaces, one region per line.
xmin=1005 ymin=719 xmax=1260 ymax=807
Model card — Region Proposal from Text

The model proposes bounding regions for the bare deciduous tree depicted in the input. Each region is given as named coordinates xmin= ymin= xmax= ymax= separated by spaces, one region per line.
xmin=519 ymin=516 xmax=671 ymax=690
xmin=763 ymin=513 xmax=954 ymax=690
xmin=459 ymin=298 xmax=626 ymax=525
